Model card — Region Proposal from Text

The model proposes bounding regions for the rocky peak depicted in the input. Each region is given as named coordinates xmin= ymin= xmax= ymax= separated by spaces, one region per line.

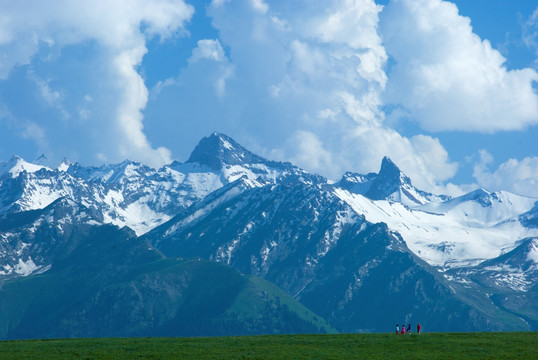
xmin=365 ymin=156 xmax=411 ymax=200
xmin=186 ymin=132 xmax=267 ymax=171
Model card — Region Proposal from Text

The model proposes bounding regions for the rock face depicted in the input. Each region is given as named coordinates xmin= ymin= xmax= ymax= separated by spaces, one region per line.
xmin=1 ymin=132 xmax=538 ymax=337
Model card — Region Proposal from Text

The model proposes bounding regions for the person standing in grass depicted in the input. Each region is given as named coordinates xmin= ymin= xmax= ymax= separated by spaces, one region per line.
xmin=396 ymin=324 xmax=399 ymax=334
xmin=407 ymin=324 xmax=411 ymax=334
xmin=401 ymin=323 xmax=406 ymax=334
xmin=417 ymin=323 xmax=421 ymax=334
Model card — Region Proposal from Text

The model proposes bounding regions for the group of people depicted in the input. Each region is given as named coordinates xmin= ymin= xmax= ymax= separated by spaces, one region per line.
xmin=395 ymin=323 xmax=421 ymax=335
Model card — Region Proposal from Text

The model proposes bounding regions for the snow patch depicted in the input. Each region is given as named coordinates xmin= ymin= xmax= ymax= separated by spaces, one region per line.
xmin=527 ymin=239 xmax=538 ymax=263
xmin=0 ymin=257 xmax=40 ymax=277
xmin=334 ymin=188 xmax=538 ymax=268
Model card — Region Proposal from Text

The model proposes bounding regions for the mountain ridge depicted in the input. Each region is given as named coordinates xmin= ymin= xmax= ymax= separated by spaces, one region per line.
xmin=1 ymin=132 xmax=537 ymax=335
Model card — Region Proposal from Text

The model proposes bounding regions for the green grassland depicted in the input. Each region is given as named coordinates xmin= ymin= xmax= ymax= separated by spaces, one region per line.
xmin=1 ymin=332 xmax=536 ymax=359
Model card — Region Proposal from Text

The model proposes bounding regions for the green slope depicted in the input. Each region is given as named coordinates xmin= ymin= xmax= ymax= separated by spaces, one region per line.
xmin=0 ymin=225 xmax=334 ymax=339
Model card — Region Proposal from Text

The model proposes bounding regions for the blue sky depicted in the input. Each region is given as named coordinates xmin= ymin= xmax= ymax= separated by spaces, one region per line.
xmin=0 ymin=0 xmax=537 ymax=197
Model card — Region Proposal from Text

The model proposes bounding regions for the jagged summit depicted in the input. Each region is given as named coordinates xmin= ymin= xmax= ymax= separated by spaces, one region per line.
xmin=365 ymin=156 xmax=411 ymax=201
xmin=337 ymin=156 xmax=449 ymax=206
xmin=186 ymin=132 xmax=267 ymax=170
xmin=378 ymin=156 xmax=411 ymax=185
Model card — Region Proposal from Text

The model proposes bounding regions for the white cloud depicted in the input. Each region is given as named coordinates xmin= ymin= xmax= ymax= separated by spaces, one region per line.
xmin=473 ymin=151 xmax=538 ymax=197
xmin=340 ymin=123 xmax=458 ymax=192
xmin=272 ymin=130 xmax=339 ymax=176
xmin=410 ymin=134 xmax=458 ymax=182
xmin=0 ymin=0 xmax=194 ymax=167
xmin=144 ymin=0 xmax=460 ymax=194
xmin=190 ymin=39 xmax=227 ymax=62
xmin=250 ymin=0 xmax=269 ymax=14
xmin=113 ymin=44 xmax=173 ymax=165
xmin=186 ymin=39 xmax=234 ymax=98
xmin=381 ymin=0 xmax=538 ymax=133
xmin=27 ymin=71 xmax=70 ymax=120
xmin=20 ymin=120 xmax=46 ymax=144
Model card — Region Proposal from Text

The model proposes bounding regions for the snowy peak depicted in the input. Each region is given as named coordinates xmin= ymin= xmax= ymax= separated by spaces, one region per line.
xmin=0 ymin=155 xmax=50 ymax=178
xmin=336 ymin=157 xmax=447 ymax=206
xmin=419 ymin=189 xmax=538 ymax=226
xmin=56 ymin=158 xmax=73 ymax=172
xmin=67 ymin=160 xmax=153 ymax=184
xmin=337 ymin=171 xmax=376 ymax=194
xmin=103 ymin=160 xmax=153 ymax=184
xmin=459 ymin=188 xmax=495 ymax=207
xmin=187 ymin=132 xmax=267 ymax=170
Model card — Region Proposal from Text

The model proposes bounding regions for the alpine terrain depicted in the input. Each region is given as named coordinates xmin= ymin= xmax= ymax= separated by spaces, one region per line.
xmin=1 ymin=132 xmax=537 ymax=338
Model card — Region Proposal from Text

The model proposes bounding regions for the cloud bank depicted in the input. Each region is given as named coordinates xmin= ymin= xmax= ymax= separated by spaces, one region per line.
xmin=1 ymin=0 xmax=537 ymax=197
xmin=0 ymin=0 xmax=193 ymax=167
xmin=381 ymin=0 xmax=538 ymax=133
xmin=147 ymin=0 xmax=465 ymax=192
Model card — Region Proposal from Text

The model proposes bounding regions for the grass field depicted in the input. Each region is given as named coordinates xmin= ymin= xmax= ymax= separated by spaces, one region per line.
xmin=1 ymin=332 xmax=536 ymax=359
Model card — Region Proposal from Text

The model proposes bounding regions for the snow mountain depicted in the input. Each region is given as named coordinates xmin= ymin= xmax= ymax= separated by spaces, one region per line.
xmin=146 ymin=174 xmax=522 ymax=331
xmin=1 ymin=132 xmax=538 ymax=334
xmin=337 ymin=156 xmax=450 ymax=207
xmin=0 ymin=133 xmax=308 ymax=236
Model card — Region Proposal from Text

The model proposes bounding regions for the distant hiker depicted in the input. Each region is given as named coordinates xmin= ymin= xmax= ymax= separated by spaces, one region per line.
xmin=407 ymin=324 xmax=411 ymax=334
xmin=417 ymin=323 xmax=421 ymax=334
xmin=396 ymin=324 xmax=399 ymax=334
xmin=401 ymin=324 xmax=405 ymax=334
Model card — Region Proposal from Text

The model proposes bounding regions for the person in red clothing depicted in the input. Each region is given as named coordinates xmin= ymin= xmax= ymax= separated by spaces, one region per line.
xmin=401 ymin=323 xmax=406 ymax=334
xmin=417 ymin=323 xmax=422 ymax=334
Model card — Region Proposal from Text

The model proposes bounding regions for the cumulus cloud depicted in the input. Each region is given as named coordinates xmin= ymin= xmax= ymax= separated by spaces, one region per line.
xmin=473 ymin=150 xmax=538 ymax=197
xmin=271 ymin=130 xmax=340 ymax=177
xmin=9 ymin=0 xmax=532 ymax=199
xmin=0 ymin=0 xmax=193 ymax=167
xmin=190 ymin=39 xmax=227 ymax=62
xmin=142 ymin=0 xmax=461 ymax=194
xmin=339 ymin=124 xmax=458 ymax=192
xmin=381 ymin=0 xmax=538 ymax=133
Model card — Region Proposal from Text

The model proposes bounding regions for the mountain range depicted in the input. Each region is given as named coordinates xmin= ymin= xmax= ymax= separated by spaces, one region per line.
xmin=0 ymin=132 xmax=537 ymax=338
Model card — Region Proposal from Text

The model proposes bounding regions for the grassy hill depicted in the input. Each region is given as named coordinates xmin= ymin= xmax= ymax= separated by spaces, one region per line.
xmin=0 ymin=224 xmax=334 ymax=338
xmin=1 ymin=332 xmax=536 ymax=359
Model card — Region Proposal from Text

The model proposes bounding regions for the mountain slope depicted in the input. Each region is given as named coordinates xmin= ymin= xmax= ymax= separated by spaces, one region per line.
xmin=146 ymin=177 xmax=529 ymax=332
xmin=335 ymin=188 xmax=538 ymax=268
xmin=0 ymin=197 xmax=104 ymax=280
xmin=0 ymin=222 xmax=334 ymax=339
